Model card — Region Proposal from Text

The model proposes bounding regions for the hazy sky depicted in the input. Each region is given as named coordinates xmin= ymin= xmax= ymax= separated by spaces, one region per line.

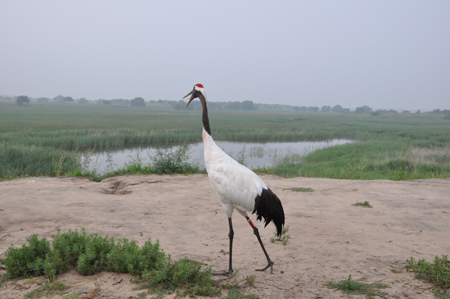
xmin=1 ymin=1 xmax=449 ymax=111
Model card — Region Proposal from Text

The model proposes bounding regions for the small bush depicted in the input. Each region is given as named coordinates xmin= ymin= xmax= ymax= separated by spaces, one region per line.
xmin=77 ymin=233 xmax=115 ymax=275
xmin=3 ymin=234 xmax=51 ymax=278
xmin=152 ymin=143 xmax=202 ymax=174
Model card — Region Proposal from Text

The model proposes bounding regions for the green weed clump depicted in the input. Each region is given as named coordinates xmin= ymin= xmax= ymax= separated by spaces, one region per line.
xmin=324 ymin=274 xmax=390 ymax=298
xmin=2 ymin=229 xmax=222 ymax=298
xmin=406 ymin=255 xmax=450 ymax=297
xmin=352 ymin=201 xmax=373 ymax=208
xmin=270 ymin=225 xmax=290 ymax=245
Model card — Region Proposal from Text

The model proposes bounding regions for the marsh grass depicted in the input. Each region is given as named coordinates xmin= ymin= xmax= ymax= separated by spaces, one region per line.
xmin=1 ymin=103 xmax=449 ymax=180
xmin=261 ymin=140 xmax=450 ymax=180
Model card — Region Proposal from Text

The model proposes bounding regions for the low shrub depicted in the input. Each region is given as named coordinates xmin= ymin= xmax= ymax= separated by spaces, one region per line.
xmin=2 ymin=229 xmax=222 ymax=297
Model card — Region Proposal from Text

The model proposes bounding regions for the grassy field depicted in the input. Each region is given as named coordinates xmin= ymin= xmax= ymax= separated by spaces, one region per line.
xmin=1 ymin=101 xmax=449 ymax=180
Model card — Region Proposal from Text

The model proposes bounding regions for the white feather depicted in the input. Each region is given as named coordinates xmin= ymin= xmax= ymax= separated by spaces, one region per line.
xmin=202 ymin=128 xmax=267 ymax=218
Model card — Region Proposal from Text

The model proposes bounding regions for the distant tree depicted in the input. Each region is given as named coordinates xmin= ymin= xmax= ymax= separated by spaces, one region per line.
xmin=111 ymin=98 xmax=127 ymax=105
xmin=78 ymin=98 xmax=89 ymax=104
xmin=415 ymin=110 xmax=421 ymax=114
xmin=388 ymin=109 xmax=398 ymax=113
xmin=401 ymin=110 xmax=410 ymax=114
xmin=63 ymin=96 xmax=74 ymax=103
xmin=183 ymin=100 xmax=201 ymax=110
xmin=36 ymin=97 xmax=50 ymax=102
xmin=16 ymin=95 xmax=30 ymax=106
xmin=371 ymin=110 xmax=383 ymax=116
xmin=131 ymin=97 xmax=145 ymax=107
xmin=226 ymin=101 xmax=241 ymax=110
xmin=320 ymin=105 xmax=331 ymax=113
xmin=208 ymin=102 xmax=223 ymax=110
xmin=102 ymin=100 xmax=111 ymax=105
xmin=0 ymin=96 xmax=13 ymax=101
xmin=241 ymin=100 xmax=257 ymax=110
xmin=355 ymin=105 xmax=372 ymax=113
xmin=331 ymin=105 xmax=343 ymax=113
xmin=308 ymin=106 xmax=319 ymax=113
xmin=172 ymin=100 xmax=184 ymax=110
xmin=53 ymin=95 xmax=65 ymax=102
xmin=432 ymin=109 xmax=441 ymax=114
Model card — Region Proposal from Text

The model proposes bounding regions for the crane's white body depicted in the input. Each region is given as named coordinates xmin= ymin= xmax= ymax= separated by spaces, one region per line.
xmin=183 ymin=83 xmax=284 ymax=275
xmin=202 ymin=128 xmax=268 ymax=219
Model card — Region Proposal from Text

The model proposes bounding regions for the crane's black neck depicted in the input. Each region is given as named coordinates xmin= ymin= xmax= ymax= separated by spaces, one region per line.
xmin=198 ymin=93 xmax=211 ymax=135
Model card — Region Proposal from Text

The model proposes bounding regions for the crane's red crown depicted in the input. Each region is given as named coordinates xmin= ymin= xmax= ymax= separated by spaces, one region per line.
xmin=195 ymin=83 xmax=204 ymax=88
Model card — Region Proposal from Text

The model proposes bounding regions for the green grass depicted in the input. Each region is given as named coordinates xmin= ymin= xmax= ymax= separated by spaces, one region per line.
xmin=1 ymin=101 xmax=449 ymax=180
xmin=1 ymin=229 xmax=261 ymax=298
xmin=324 ymin=274 xmax=390 ymax=298
xmin=406 ymin=255 xmax=450 ymax=298
xmin=270 ymin=225 xmax=290 ymax=245
xmin=352 ymin=201 xmax=373 ymax=208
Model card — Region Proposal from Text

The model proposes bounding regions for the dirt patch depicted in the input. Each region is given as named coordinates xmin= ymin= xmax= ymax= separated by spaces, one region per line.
xmin=101 ymin=180 xmax=133 ymax=195
xmin=0 ymin=175 xmax=449 ymax=298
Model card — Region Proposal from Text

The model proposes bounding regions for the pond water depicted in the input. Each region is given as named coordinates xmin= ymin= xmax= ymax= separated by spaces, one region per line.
xmin=80 ymin=139 xmax=354 ymax=174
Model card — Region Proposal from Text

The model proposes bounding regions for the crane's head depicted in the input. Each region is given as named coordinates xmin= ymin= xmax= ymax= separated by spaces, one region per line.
xmin=183 ymin=83 xmax=206 ymax=107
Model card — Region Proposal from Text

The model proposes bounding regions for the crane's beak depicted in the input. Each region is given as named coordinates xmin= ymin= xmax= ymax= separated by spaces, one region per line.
xmin=182 ymin=89 xmax=197 ymax=108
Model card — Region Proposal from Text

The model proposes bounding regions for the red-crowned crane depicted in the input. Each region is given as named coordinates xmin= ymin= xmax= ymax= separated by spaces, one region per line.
xmin=183 ymin=83 xmax=285 ymax=276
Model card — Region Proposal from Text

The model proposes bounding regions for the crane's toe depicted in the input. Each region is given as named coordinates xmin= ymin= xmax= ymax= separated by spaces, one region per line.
xmin=213 ymin=269 xmax=234 ymax=277
xmin=255 ymin=260 xmax=274 ymax=274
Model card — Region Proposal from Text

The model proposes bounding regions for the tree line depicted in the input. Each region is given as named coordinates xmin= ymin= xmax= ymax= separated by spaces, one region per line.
xmin=1 ymin=94 xmax=448 ymax=115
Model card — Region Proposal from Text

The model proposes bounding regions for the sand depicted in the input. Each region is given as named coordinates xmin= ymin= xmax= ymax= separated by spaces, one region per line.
xmin=0 ymin=175 xmax=449 ymax=298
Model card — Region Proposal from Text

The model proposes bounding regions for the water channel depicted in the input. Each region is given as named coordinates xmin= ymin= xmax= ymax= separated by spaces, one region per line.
xmin=81 ymin=139 xmax=354 ymax=175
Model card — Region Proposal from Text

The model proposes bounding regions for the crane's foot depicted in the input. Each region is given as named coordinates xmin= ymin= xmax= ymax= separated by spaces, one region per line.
xmin=213 ymin=269 xmax=233 ymax=277
xmin=255 ymin=260 xmax=274 ymax=274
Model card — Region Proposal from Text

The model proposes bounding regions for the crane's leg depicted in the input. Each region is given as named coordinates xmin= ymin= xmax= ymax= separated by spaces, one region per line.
xmin=246 ymin=216 xmax=274 ymax=274
xmin=213 ymin=217 xmax=234 ymax=276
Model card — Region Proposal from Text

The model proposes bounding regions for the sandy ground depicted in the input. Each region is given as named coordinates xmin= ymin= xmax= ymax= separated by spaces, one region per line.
xmin=0 ymin=174 xmax=449 ymax=299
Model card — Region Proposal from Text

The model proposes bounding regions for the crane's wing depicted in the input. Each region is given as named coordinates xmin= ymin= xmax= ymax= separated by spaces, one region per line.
xmin=205 ymin=145 xmax=267 ymax=212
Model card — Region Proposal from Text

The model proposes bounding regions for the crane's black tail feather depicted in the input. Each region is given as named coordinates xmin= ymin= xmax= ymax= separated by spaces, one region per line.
xmin=252 ymin=188 xmax=285 ymax=236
